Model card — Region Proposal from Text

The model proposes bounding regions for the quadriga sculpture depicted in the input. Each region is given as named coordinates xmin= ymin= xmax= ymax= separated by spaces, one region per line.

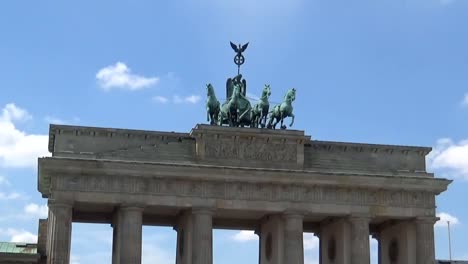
xmin=267 ymin=88 xmax=296 ymax=129
xmin=250 ymin=84 xmax=271 ymax=128
xmin=206 ymin=83 xmax=220 ymax=125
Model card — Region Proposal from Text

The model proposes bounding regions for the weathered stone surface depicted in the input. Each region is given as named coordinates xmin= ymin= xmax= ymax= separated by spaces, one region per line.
xmin=39 ymin=123 xmax=451 ymax=264
xmin=47 ymin=124 xmax=431 ymax=174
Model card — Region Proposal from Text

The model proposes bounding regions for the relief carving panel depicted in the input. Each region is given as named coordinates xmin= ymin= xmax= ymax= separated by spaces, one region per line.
xmin=53 ymin=175 xmax=435 ymax=209
xmin=204 ymin=139 xmax=297 ymax=162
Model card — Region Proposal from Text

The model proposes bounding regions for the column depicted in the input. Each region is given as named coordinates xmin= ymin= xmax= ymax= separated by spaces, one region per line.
xmin=175 ymin=211 xmax=193 ymax=264
xmin=111 ymin=210 xmax=122 ymax=264
xmin=415 ymin=217 xmax=437 ymax=264
xmin=378 ymin=221 xmax=417 ymax=264
xmin=116 ymin=206 xmax=143 ymax=264
xmin=46 ymin=202 xmax=72 ymax=264
xmin=349 ymin=216 xmax=370 ymax=264
xmin=283 ymin=213 xmax=304 ymax=264
xmin=320 ymin=219 xmax=349 ymax=264
xmin=191 ymin=208 xmax=213 ymax=264
xmin=259 ymin=215 xmax=284 ymax=264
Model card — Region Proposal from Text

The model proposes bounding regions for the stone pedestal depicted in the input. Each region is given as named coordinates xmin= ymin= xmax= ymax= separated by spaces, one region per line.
xmin=46 ymin=202 xmax=72 ymax=264
xmin=349 ymin=216 xmax=370 ymax=264
xmin=415 ymin=218 xmax=437 ymax=264
xmin=190 ymin=124 xmax=311 ymax=170
xmin=379 ymin=221 xmax=416 ymax=264
xmin=113 ymin=206 xmax=143 ymax=264
xmin=191 ymin=208 xmax=213 ymax=264
xmin=283 ymin=213 xmax=304 ymax=264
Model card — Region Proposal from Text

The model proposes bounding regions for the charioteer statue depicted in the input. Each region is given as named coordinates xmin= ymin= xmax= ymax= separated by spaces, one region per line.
xmin=205 ymin=42 xmax=296 ymax=129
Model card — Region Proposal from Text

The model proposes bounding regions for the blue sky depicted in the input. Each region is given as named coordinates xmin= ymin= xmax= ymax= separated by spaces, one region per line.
xmin=0 ymin=0 xmax=467 ymax=263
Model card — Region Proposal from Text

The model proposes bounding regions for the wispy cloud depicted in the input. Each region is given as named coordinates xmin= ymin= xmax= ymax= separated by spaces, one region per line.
xmin=0 ymin=228 xmax=37 ymax=243
xmin=96 ymin=62 xmax=159 ymax=91
xmin=0 ymin=175 xmax=10 ymax=186
xmin=462 ymin=93 xmax=468 ymax=107
xmin=153 ymin=95 xmax=201 ymax=104
xmin=24 ymin=203 xmax=48 ymax=218
xmin=0 ymin=192 xmax=22 ymax=200
xmin=0 ymin=104 xmax=49 ymax=168
xmin=152 ymin=96 xmax=169 ymax=104
xmin=435 ymin=212 xmax=460 ymax=227
xmin=44 ymin=116 xmax=80 ymax=125
xmin=173 ymin=95 xmax=201 ymax=104
xmin=232 ymin=230 xmax=258 ymax=242
xmin=427 ymin=138 xmax=468 ymax=179
xmin=1 ymin=104 xmax=31 ymax=123
xmin=303 ymin=233 xmax=319 ymax=250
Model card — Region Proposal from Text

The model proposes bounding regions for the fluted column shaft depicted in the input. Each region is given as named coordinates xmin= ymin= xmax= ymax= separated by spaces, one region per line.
xmin=416 ymin=218 xmax=436 ymax=264
xmin=47 ymin=203 xmax=72 ymax=264
xmin=191 ymin=208 xmax=213 ymax=264
xmin=349 ymin=216 xmax=370 ymax=264
xmin=118 ymin=206 xmax=143 ymax=264
xmin=283 ymin=213 xmax=304 ymax=264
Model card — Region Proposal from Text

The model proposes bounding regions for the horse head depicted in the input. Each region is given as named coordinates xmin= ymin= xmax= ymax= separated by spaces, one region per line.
xmin=285 ymin=88 xmax=296 ymax=103
xmin=206 ymin=83 xmax=215 ymax=96
xmin=263 ymin=84 xmax=272 ymax=98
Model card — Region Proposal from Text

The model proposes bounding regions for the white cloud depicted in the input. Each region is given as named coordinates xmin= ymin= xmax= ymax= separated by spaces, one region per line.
xmin=1 ymin=103 xmax=32 ymax=122
xmin=427 ymin=138 xmax=468 ymax=179
xmin=0 ymin=175 xmax=10 ymax=186
xmin=70 ymin=255 xmax=80 ymax=264
xmin=96 ymin=62 xmax=159 ymax=91
xmin=435 ymin=212 xmax=460 ymax=227
xmin=462 ymin=93 xmax=468 ymax=106
xmin=303 ymin=233 xmax=319 ymax=250
xmin=24 ymin=203 xmax=48 ymax=218
xmin=44 ymin=116 xmax=80 ymax=125
xmin=0 ymin=228 xmax=37 ymax=243
xmin=0 ymin=192 xmax=21 ymax=200
xmin=142 ymin=243 xmax=175 ymax=264
xmin=0 ymin=104 xmax=49 ymax=168
xmin=152 ymin=96 xmax=169 ymax=104
xmin=232 ymin=230 xmax=258 ymax=242
xmin=173 ymin=95 xmax=201 ymax=104
xmin=304 ymin=259 xmax=319 ymax=264
xmin=184 ymin=95 xmax=201 ymax=104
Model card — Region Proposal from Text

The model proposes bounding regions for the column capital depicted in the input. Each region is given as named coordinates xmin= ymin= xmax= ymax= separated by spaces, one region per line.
xmin=48 ymin=200 xmax=73 ymax=209
xmin=415 ymin=216 xmax=438 ymax=224
xmin=348 ymin=214 xmax=372 ymax=223
xmin=282 ymin=211 xmax=304 ymax=219
xmin=119 ymin=204 xmax=145 ymax=211
xmin=191 ymin=207 xmax=215 ymax=215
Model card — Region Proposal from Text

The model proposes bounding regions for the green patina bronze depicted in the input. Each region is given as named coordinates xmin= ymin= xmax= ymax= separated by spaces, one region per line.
xmin=267 ymin=88 xmax=296 ymax=129
xmin=204 ymin=42 xmax=296 ymax=129
xmin=218 ymin=79 xmax=252 ymax=127
xmin=206 ymin=83 xmax=220 ymax=125
xmin=250 ymin=84 xmax=271 ymax=128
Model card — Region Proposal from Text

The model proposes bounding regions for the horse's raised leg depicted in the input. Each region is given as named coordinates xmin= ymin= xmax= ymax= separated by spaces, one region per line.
xmin=289 ymin=113 xmax=295 ymax=127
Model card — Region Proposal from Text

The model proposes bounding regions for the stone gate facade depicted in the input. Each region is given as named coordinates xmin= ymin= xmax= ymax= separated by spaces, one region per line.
xmin=38 ymin=124 xmax=450 ymax=264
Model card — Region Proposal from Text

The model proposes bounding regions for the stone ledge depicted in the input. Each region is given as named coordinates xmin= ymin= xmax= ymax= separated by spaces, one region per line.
xmin=38 ymin=157 xmax=451 ymax=198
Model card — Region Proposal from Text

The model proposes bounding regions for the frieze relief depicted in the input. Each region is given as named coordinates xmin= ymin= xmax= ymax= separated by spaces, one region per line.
xmin=204 ymin=139 xmax=297 ymax=162
xmin=53 ymin=175 xmax=435 ymax=209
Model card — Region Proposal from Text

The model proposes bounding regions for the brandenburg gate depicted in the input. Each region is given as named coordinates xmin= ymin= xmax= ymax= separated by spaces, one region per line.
xmin=38 ymin=123 xmax=450 ymax=264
